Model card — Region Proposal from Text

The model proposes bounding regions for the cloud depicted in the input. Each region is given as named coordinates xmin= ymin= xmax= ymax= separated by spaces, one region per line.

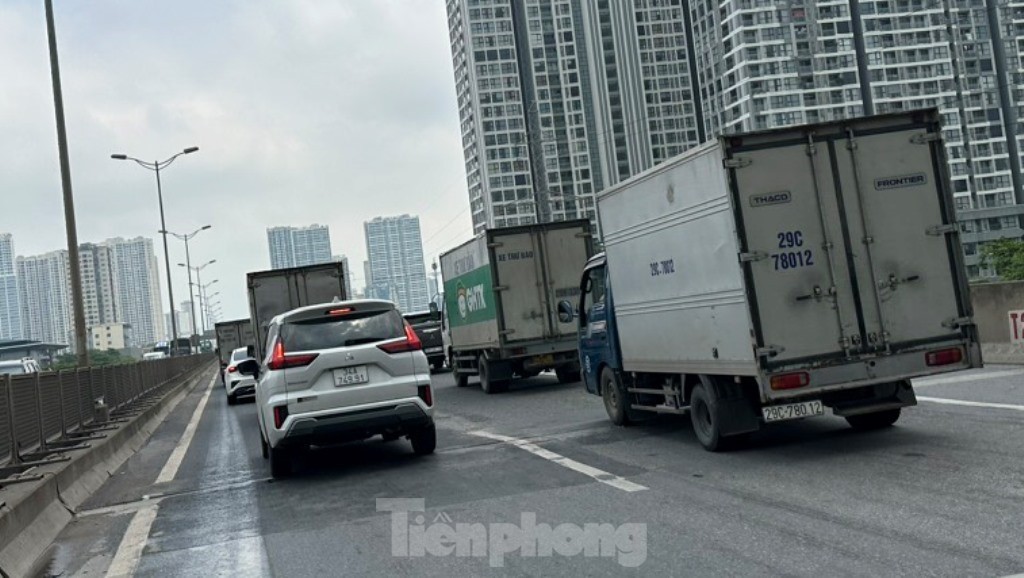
xmin=0 ymin=0 xmax=470 ymax=323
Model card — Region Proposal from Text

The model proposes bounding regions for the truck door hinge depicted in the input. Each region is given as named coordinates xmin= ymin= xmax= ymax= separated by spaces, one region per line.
xmin=723 ymin=157 xmax=752 ymax=169
xmin=942 ymin=316 xmax=974 ymax=329
xmin=926 ymin=224 xmax=958 ymax=236
xmin=493 ymin=285 xmax=509 ymax=292
xmin=756 ymin=346 xmax=784 ymax=358
xmin=487 ymin=242 xmax=504 ymax=249
xmin=910 ymin=133 xmax=941 ymax=145
xmin=739 ymin=251 xmax=769 ymax=263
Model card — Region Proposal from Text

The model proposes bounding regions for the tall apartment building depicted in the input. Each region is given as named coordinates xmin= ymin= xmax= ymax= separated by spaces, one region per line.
xmin=0 ymin=233 xmax=22 ymax=340
xmin=688 ymin=0 xmax=1024 ymax=278
xmin=448 ymin=0 xmax=1024 ymax=278
xmin=446 ymin=0 xmax=704 ymax=233
xmin=267 ymin=225 xmax=333 ymax=269
xmin=104 ymin=237 xmax=164 ymax=347
xmin=16 ymin=238 xmax=163 ymax=349
xmin=364 ymin=215 xmax=430 ymax=313
xmin=17 ymin=251 xmax=72 ymax=346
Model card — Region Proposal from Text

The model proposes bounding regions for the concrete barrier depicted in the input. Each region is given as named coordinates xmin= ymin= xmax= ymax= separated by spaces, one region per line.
xmin=0 ymin=361 xmax=216 ymax=578
xmin=971 ymin=281 xmax=1024 ymax=364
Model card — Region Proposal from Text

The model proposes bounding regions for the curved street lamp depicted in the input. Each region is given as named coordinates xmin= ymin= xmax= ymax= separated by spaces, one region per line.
xmin=112 ymin=146 xmax=199 ymax=349
xmin=162 ymin=225 xmax=211 ymax=339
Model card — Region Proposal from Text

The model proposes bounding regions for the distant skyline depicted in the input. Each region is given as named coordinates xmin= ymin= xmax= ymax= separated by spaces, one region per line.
xmin=364 ymin=215 xmax=430 ymax=313
xmin=1 ymin=1 xmax=473 ymax=323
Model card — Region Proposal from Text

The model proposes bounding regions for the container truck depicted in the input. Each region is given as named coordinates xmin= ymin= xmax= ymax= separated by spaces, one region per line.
xmin=214 ymin=318 xmax=256 ymax=368
xmin=557 ymin=110 xmax=981 ymax=450
xmin=247 ymin=262 xmax=348 ymax=361
xmin=441 ymin=220 xmax=594 ymax=393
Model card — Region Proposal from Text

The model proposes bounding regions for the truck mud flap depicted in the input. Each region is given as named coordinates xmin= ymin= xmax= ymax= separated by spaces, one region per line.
xmin=717 ymin=397 xmax=761 ymax=436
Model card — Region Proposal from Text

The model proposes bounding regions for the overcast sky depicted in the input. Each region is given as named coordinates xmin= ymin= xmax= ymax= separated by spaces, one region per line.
xmin=0 ymin=0 xmax=473 ymax=324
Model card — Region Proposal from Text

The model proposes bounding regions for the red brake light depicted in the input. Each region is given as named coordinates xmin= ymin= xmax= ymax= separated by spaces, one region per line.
xmin=378 ymin=323 xmax=423 ymax=354
xmin=926 ymin=347 xmax=963 ymax=367
xmin=227 ymin=365 xmax=237 ymax=373
xmin=770 ymin=372 xmax=810 ymax=391
xmin=266 ymin=339 xmax=319 ymax=370
xmin=327 ymin=308 xmax=353 ymax=316
xmin=273 ymin=405 xmax=289 ymax=429
xmin=418 ymin=384 xmax=433 ymax=407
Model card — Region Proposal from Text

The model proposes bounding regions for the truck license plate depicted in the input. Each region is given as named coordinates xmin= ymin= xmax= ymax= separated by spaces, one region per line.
xmin=762 ymin=400 xmax=824 ymax=423
xmin=333 ymin=366 xmax=369 ymax=386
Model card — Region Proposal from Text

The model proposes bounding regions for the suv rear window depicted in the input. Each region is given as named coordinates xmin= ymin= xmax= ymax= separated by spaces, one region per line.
xmin=282 ymin=309 xmax=406 ymax=351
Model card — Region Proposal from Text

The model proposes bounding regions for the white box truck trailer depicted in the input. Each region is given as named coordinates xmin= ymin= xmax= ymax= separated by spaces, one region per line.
xmin=214 ymin=319 xmax=256 ymax=368
xmin=247 ymin=262 xmax=348 ymax=362
xmin=441 ymin=220 xmax=594 ymax=393
xmin=556 ymin=110 xmax=981 ymax=450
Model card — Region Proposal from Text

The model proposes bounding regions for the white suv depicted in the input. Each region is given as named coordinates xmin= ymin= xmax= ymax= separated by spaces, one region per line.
xmin=238 ymin=300 xmax=436 ymax=478
xmin=223 ymin=347 xmax=257 ymax=405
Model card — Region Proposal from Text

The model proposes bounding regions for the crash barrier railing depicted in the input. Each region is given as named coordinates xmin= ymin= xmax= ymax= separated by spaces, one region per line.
xmin=0 ymin=354 xmax=213 ymax=485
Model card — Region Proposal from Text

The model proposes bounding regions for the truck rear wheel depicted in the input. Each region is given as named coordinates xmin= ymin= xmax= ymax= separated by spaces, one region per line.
xmin=845 ymin=408 xmax=901 ymax=431
xmin=601 ymin=368 xmax=629 ymax=426
xmin=690 ymin=383 xmax=727 ymax=452
xmin=479 ymin=357 xmax=508 ymax=394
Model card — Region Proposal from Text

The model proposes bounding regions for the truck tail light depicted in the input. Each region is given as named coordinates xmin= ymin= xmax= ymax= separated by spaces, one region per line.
xmin=418 ymin=384 xmax=433 ymax=407
xmin=273 ymin=405 xmax=289 ymax=429
xmin=379 ymin=323 xmax=423 ymax=354
xmin=926 ymin=347 xmax=963 ymax=367
xmin=770 ymin=372 xmax=810 ymax=391
xmin=267 ymin=339 xmax=319 ymax=370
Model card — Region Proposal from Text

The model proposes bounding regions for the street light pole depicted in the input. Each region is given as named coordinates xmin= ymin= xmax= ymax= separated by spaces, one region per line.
xmin=111 ymin=147 xmax=198 ymax=354
xmin=163 ymin=226 xmax=210 ymax=343
xmin=45 ymin=0 xmax=88 ymax=366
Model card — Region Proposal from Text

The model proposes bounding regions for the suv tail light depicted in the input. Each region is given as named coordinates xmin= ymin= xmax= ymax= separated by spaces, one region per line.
xmin=273 ymin=405 xmax=289 ymax=429
xmin=418 ymin=384 xmax=433 ymax=407
xmin=378 ymin=323 xmax=423 ymax=354
xmin=227 ymin=365 xmax=237 ymax=373
xmin=267 ymin=338 xmax=319 ymax=370
xmin=926 ymin=347 xmax=963 ymax=367
xmin=770 ymin=372 xmax=810 ymax=391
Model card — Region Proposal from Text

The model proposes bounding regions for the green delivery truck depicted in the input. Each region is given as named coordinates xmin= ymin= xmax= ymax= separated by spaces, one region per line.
xmin=440 ymin=220 xmax=594 ymax=393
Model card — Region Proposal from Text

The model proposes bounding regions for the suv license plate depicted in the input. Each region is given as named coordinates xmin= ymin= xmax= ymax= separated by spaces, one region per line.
xmin=334 ymin=366 xmax=369 ymax=386
xmin=762 ymin=400 xmax=824 ymax=423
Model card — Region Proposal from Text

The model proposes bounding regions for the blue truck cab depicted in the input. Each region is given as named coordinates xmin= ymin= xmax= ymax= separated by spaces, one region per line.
xmin=562 ymin=253 xmax=621 ymax=396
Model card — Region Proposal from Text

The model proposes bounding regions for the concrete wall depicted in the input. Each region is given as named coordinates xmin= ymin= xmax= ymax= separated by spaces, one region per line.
xmin=970 ymin=281 xmax=1024 ymax=343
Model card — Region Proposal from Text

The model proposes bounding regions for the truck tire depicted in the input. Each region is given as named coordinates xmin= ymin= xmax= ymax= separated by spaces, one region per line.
xmin=479 ymin=356 xmax=508 ymax=394
xmin=410 ymin=423 xmax=437 ymax=455
xmin=690 ymin=383 xmax=728 ymax=452
xmin=845 ymin=408 xmax=901 ymax=431
xmin=269 ymin=445 xmax=292 ymax=478
xmin=601 ymin=368 xmax=629 ymax=426
xmin=555 ymin=365 xmax=579 ymax=384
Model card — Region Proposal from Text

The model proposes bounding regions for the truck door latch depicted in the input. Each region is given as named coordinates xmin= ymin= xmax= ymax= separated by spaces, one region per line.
xmin=884 ymin=274 xmax=921 ymax=291
xmin=755 ymin=346 xmax=784 ymax=358
xmin=926 ymin=224 xmax=958 ymax=236
xmin=795 ymin=285 xmax=825 ymax=302
xmin=739 ymin=251 xmax=769 ymax=263
xmin=942 ymin=316 xmax=974 ymax=329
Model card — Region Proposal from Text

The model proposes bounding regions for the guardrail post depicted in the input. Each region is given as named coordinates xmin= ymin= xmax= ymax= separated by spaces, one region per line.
xmin=34 ymin=372 xmax=47 ymax=451
xmin=6 ymin=374 xmax=20 ymax=466
xmin=57 ymin=370 xmax=68 ymax=439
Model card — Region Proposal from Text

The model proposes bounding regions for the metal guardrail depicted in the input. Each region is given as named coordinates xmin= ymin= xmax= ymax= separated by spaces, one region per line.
xmin=0 ymin=354 xmax=213 ymax=485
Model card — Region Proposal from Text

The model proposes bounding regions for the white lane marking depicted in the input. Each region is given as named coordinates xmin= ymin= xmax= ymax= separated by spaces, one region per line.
xmin=105 ymin=505 xmax=159 ymax=578
xmin=914 ymin=369 xmax=1024 ymax=388
xmin=155 ymin=374 xmax=217 ymax=484
xmin=469 ymin=430 xmax=648 ymax=493
xmin=919 ymin=396 xmax=1024 ymax=412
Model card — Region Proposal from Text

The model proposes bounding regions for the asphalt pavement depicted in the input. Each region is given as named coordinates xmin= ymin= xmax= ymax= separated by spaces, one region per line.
xmin=34 ymin=365 xmax=1024 ymax=577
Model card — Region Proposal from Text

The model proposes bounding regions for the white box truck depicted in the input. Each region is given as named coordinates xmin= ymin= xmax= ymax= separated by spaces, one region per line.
xmin=214 ymin=319 xmax=256 ymax=368
xmin=247 ymin=262 xmax=348 ymax=361
xmin=556 ymin=110 xmax=981 ymax=450
xmin=441 ymin=220 xmax=594 ymax=393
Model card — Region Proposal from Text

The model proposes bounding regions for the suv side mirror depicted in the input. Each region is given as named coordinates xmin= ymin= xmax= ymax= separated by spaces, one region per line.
xmin=236 ymin=359 xmax=260 ymax=378
xmin=557 ymin=300 xmax=575 ymax=324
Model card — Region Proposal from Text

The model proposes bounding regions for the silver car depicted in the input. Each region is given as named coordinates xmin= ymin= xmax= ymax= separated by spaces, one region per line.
xmin=238 ymin=300 xmax=436 ymax=478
